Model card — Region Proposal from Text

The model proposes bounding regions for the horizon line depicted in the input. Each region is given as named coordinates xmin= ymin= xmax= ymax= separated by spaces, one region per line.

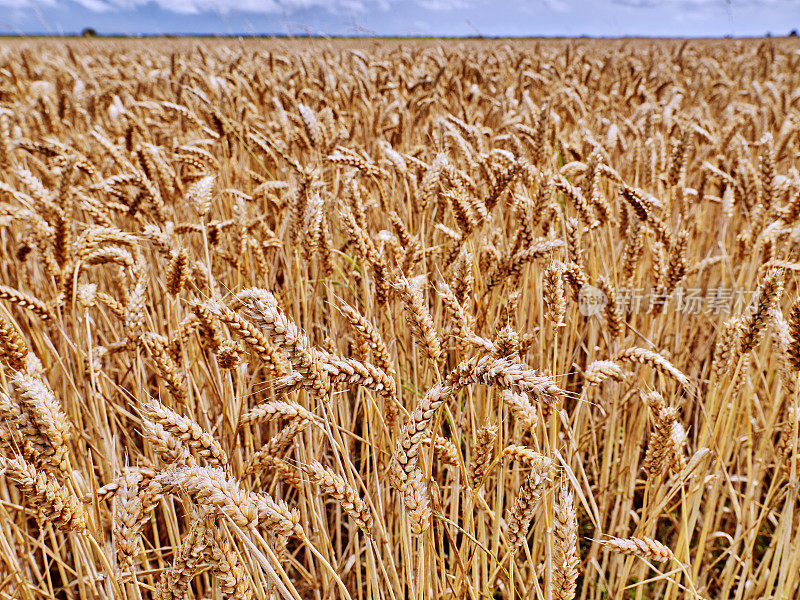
xmin=1 ymin=32 xmax=797 ymax=40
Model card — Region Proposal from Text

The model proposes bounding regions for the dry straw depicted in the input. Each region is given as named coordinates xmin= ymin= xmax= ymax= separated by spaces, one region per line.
xmin=0 ymin=38 xmax=797 ymax=600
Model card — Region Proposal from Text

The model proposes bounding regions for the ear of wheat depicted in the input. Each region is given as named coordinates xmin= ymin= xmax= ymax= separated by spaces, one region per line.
xmin=0 ymin=38 xmax=796 ymax=600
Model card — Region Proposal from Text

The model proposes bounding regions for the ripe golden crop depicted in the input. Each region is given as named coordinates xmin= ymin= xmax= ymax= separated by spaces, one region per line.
xmin=0 ymin=37 xmax=798 ymax=600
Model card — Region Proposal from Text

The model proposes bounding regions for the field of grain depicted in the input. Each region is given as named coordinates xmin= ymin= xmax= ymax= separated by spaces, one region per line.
xmin=0 ymin=37 xmax=798 ymax=600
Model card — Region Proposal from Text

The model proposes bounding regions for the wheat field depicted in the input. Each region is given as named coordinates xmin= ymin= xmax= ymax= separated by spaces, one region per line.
xmin=0 ymin=37 xmax=798 ymax=600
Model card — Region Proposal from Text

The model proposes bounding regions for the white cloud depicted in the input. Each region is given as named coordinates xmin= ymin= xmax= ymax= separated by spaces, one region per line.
xmin=612 ymin=0 xmax=794 ymax=6
xmin=608 ymin=0 xmax=797 ymax=23
xmin=540 ymin=0 xmax=569 ymax=11
xmin=414 ymin=0 xmax=471 ymax=10
xmin=0 ymin=0 xmax=481 ymax=13
xmin=113 ymin=0 xmax=285 ymax=14
xmin=73 ymin=0 xmax=112 ymax=10
xmin=0 ymin=0 xmax=54 ymax=7
xmin=0 ymin=0 xmax=792 ymax=36
xmin=3 ymin=0 xmax=787 ymax=17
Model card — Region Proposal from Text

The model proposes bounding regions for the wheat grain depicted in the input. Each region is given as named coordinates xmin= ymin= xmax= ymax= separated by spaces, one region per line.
xmin=0 ymin=313 xmax=28 ymax=370
xmin=470 ymin=424 xmax=498 ymax=489
xmin=616 ymin=347 xmax=691 ymax=391
xmin=551 ymin=482 xmax=580 ymax=600
xmin=0 ymin=39 xmax=797 ymax=600
xmin=303 ymin=459 xmax=374 ymax=537
xmin=505 ymin=458 xmax=551 ymax=554
xmin=404 ymin=469 xmax=432 ymax=536
xmin=600 ymin=536 xmax=674 ymax=563
xmin=142 ymin=399 xmax=228 ymax=467
xmin=0 ymin=454 xmax=85 ymax=532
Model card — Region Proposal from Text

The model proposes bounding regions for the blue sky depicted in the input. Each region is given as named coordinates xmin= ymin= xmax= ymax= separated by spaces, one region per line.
xmin=0 ymin=0 xmax=798 ymax=37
